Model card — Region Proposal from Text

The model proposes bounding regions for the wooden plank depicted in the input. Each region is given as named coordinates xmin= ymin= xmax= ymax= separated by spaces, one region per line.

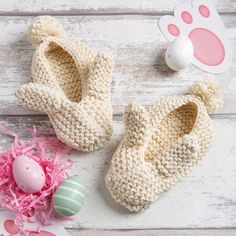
xmin=0 ymin=0 xmax=235 ymax=15
xmin=0 ymin=115 xmax=236 ymax=229
xmin=67 ymin=229 xmax=236 ymax=236
xmin=0 ymin=15 xmax=236 ymax=116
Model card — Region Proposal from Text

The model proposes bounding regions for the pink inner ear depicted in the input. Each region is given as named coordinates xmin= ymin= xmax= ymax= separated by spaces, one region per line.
xmin=199 ymin=5 xmax=210 ymax=17
xmin=181 ymin=11 xmax=193 ymax=24
xmin=4 ymin=219 xmax=20 ymax=234
xmin=167 ymin=24 xmax=180 ymax=36
xmin=29 ymin=230 xmax=56 ymax=236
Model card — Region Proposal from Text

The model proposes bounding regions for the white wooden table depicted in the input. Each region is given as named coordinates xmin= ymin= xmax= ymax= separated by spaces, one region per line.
xmin=0 ymin=0 xmax=235 ymax=235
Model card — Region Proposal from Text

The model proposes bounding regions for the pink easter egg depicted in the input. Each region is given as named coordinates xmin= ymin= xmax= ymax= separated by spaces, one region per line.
xmin=13 ymin=155 xmax=45 ymax=194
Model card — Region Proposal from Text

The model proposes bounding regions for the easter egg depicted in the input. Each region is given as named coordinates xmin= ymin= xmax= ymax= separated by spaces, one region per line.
xmin=53 ymin=175 xmax=85 ymax=217
xmin=165 ymin=36 xmax=193 ymax=71
xmin=12 ymin=155 xmax=45 ymax=194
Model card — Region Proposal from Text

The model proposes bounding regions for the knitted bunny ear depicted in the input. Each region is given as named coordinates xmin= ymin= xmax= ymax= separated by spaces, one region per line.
xmin=124 ymin=102 xmax=150 ymax=147
xmin=86 ymin=50 xmax=114 ymax=99
xmin=155 ymin=134 xmax=200 ymax=177
xmin=190 ymin=79 xmax=223 ymax=114
xmin=15 ymin=83 xmax=66 ymax=113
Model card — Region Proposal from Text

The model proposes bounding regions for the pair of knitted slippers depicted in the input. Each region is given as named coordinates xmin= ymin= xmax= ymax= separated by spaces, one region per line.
xmin=16 ymin=16 xmax=223 ymax=212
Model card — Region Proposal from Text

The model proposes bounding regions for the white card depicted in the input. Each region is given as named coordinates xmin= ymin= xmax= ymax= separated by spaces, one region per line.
xmin=158 ymin=0 xmax=232 ymax=74
xmin=0 ymin=210 xmax=68 ymax=236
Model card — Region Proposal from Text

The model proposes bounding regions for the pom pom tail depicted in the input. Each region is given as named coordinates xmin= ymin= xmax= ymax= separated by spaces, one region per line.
xmin=190 ymin=79 xmax=223 ymax=114
xmin=27 ymin=16 xmax=65 ymax=46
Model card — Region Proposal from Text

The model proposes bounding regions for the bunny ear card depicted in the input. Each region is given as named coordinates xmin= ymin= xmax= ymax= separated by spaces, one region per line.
xmin=158 ymin=0 xmax=232 ymax=74
xmin=0 ymin=210 xmax=68 ymax=236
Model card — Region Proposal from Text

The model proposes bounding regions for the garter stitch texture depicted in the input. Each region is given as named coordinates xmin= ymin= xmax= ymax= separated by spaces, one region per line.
xmin=16 ymin=16 xmax=114 ymax=152
xmin=106 ymin=79 xmax=223 ymax=212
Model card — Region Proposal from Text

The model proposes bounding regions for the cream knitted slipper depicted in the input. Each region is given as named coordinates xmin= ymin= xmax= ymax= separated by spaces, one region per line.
xmin=106 ymin=79 xmax=223 ymax=212
xmin=16 ymin=16 xmax=114 ymax=152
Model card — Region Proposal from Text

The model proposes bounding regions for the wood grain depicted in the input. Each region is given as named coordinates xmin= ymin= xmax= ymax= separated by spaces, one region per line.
xmin=0 ymin=0 xmax=235 ymax=234
xmin=0 ymin=15 xmax=235 ymax=116
xmin=0 ymin=0 xmax=235 ymax=15
xmin=0 ymin=115 xmax=236 ymax=229
xmin=67 ymin=229 xmax=236 ymax=236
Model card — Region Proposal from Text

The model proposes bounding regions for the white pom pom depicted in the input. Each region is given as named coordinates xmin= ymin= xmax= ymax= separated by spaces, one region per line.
xmin=190 ymin=79 xmax=223 ymax=114
xmin=27 ymin=16 xmax=65 ymax=46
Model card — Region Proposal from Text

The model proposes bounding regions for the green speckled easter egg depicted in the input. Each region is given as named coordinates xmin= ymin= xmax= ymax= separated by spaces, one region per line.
xmin=53 ymin=175 xmax=85 ymax=217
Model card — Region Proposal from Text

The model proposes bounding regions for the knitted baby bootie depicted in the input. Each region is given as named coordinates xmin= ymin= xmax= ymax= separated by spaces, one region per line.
xmin=16 ymin=16 xmax=114 ymax=152
xmin=106 ymin=79 xmax=223 ymax=212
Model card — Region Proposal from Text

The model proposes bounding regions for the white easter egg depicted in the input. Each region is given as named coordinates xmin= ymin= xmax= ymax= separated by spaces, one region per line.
xmin=13 ymin=155 xmax=45 ymax=194
xmin=165 ymin=36 xmax=193 ymax=71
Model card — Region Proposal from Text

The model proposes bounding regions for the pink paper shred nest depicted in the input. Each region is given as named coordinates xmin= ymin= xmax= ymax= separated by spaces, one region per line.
xmin=0 ymin=124 xmax=73 ymax=228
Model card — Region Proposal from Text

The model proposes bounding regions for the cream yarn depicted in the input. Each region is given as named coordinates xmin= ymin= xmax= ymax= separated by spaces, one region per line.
xmin=27 ymin=16 xmax=65 ymax=46
xmin=106 ymin=79 xmax=223 ymax=212
xmin=16 ymin=16 xmax=114 ymax=152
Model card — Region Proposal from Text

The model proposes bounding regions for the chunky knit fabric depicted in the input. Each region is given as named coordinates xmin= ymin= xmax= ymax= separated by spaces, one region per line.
xmin=106 ymin=79 xmax=223 ymax=212
xmin=16 ymin=16 xmax=114 ymax=152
